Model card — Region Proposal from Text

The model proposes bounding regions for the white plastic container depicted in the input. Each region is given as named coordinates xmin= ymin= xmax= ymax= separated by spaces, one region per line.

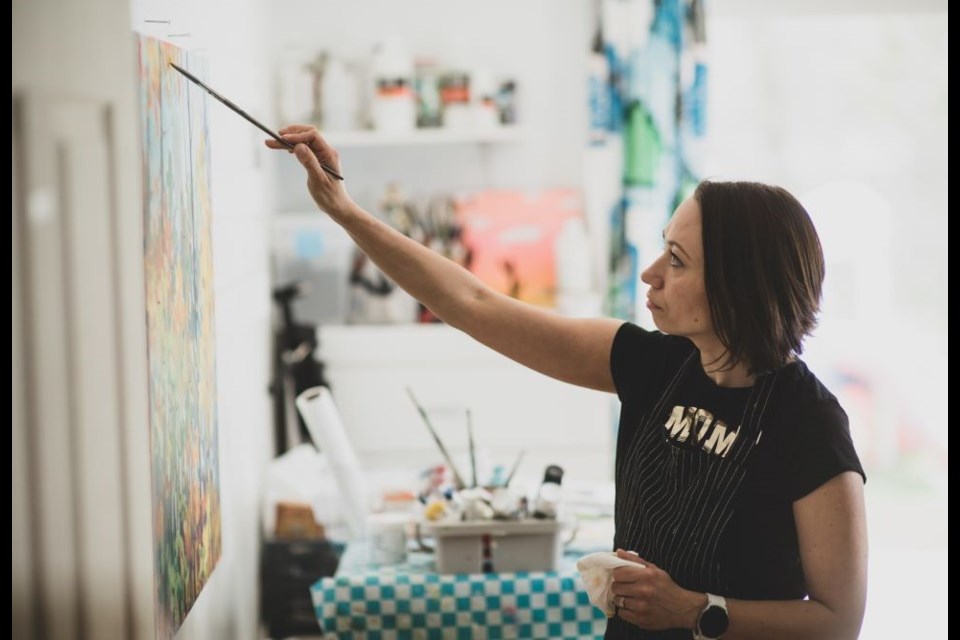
xmin=277 ymin=45 xmax=318 ymax=123
xmin=370 ymin=38 xmax=415 ymax=133
xmin=320 ymin=54 xmax=361 ymax=132
xmin=425 ymin=519 xmax=566 ymax=574
xmin=555 ymin=217 xmax=602 ymax=317
xmin=368 ymin=512 xmax=410 ymax=565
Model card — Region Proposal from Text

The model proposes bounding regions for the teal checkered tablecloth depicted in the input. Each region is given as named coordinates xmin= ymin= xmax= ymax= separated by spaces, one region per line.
xmin=311 ymin=541 xmax=609 ymax=639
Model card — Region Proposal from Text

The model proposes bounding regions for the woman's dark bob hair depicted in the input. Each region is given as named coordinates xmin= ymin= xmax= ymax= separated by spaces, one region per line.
xmin=695 ymin=180 xmax=825 ymax=375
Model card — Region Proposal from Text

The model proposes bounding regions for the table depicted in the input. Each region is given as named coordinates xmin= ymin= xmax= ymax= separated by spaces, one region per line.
xmin=310 ymin=540 xmax=610 ymax=639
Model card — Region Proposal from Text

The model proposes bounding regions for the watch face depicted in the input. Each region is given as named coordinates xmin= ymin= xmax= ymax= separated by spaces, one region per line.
xmin=700 ymin=605 xmax=730 ymax=637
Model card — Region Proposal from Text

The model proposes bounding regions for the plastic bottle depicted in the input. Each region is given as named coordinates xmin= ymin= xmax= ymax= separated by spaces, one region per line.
xmin=496 ymin=79 xmax=517 ymax=125
xmin=370 ymin=38 xmax=415 ymax=133
xmin=533 ymin=464 xmax=564 ymax=519
xmin=319 ymin=54 xmax=360 ymax=132
xmin=414 ymin=57 xmax=442 ymax=128
xmin=439 ymin=70 xmax=471 ymax=129
xmin=471 ymin=68 xmax=500 ymax=129
xmin=555 ymin=217 xmax=601 ymax=317
xmin=277 ymin=45 xmax=318 ymax=123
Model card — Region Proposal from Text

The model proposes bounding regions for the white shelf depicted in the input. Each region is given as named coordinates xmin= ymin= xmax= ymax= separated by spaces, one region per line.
xmin=322 ymin=126 xmax=527 ymax=149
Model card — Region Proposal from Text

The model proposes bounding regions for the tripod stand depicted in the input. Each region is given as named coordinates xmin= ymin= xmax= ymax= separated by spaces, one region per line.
xmin=270 ymin=281 xmax=330 ymax=454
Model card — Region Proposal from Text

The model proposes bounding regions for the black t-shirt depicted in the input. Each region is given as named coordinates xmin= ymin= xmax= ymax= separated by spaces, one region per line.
xmin=604 ymin=323 xmax=866 ymax=640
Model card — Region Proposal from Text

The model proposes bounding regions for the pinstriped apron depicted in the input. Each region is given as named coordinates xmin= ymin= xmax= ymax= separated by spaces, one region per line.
xmin=613 ymin=352 xmax=780 ymax=595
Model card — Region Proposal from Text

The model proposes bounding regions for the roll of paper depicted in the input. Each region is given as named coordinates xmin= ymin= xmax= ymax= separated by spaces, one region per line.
xmin=295 ymin=386 xmax=369 ymax=538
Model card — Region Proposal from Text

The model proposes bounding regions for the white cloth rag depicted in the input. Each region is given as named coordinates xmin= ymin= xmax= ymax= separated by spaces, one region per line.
xmin=576 ymin=551 xmax=646 ymax=617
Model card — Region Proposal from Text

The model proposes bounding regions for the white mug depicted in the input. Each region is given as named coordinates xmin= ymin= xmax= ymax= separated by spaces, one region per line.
xmin=368 ymin=513 xmax=409 ymax=565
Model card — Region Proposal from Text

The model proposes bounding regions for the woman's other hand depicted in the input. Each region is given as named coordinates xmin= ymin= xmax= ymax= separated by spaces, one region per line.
xmin=610 ymin=549 xmax=705 ymax=631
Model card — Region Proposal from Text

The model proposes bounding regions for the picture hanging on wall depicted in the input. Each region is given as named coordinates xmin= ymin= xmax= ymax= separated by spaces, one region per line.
xmin=136 ymin=33 xmax=222 ymax=639
xmin=454 ymin=189 xmax=584 ymax=309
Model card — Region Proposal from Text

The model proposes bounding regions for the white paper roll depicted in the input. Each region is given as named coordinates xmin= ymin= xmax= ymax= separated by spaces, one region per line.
xmin=295 ymin=386 xmax=369 ymax=538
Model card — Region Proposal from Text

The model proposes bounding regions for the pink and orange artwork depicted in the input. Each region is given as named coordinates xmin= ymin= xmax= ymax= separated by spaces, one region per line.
xmin=454 ymin=189 xmax=584 ymax=308
xmin=137 ymin=33 xmax=221 ymax=639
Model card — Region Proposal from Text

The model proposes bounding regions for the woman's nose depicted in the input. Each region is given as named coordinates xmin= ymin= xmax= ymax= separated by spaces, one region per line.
xmin=641 ymin=262 xmax=663 ymax=288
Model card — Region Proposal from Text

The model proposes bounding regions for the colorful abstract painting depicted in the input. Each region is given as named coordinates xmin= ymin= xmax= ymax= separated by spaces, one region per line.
xmin=454 ymin=189 xmax=583 ymax=308
xmin=137 ymin=34 xmax=221 ymax=639
xmin=595 ymin=0 xmax=708 ymax=321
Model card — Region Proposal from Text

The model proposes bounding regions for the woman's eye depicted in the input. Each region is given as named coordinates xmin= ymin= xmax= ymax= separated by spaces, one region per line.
xmin=669 ymin=252 xmax=683 ymax=267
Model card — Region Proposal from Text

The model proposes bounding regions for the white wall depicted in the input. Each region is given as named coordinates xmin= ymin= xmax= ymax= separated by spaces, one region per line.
xmin=702 ymin=2 xmax=948 ymax=476
xmin=702 ymin=2 xmax=948 ymax=638
xmin=318 ymin=324 xmax=615 ymax=491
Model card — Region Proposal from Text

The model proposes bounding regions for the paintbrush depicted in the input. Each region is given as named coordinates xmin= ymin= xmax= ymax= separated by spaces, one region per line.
xmin=503 ymin=449 xmax=526 ymax=488
xmin=406 ymin=387 xmax=466 ymax=490
xmin=169 ymin=62 xmax=344 ymax=181
xmin=466 ymin=409 xmax=478 ymax=488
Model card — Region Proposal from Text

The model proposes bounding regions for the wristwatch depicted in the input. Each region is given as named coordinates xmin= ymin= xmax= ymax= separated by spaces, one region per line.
xmin=693 ymin=593 xmax=729 ymax=640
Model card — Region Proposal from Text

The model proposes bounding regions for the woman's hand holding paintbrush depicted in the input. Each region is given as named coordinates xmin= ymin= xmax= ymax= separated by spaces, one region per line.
xmin=265 ymin=125 xmax=354 ymax=216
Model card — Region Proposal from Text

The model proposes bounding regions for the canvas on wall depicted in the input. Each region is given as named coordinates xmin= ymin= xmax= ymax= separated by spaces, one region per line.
xmin=137 ymin=33 xmax=221 ymax=639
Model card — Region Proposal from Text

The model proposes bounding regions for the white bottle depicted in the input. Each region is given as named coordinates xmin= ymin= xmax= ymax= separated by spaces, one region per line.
xmin=370 ymin=37 xmax=415 ymax=133
xmin=320 ymin=55 xmax=360 ymax=132
xmin=533 ymin=465 xmax=564 ymax=520
xmin=471 ymin=68 xmax=499 ymax=130
xmin=555 ymin=217 xmax=601 ymax=317
xmin=277 ymin=45 xmax=318 ymax=123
